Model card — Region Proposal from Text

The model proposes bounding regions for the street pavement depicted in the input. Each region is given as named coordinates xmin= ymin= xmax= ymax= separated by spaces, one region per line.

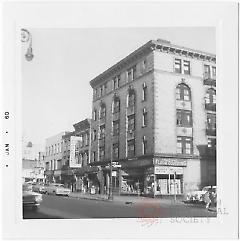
xmin=23 ymin=194 xmax=217 ymax=219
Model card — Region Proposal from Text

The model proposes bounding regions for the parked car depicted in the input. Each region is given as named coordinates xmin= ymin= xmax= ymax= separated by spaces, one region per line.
xmin=32 ymin=183 xmax=47 ymax=194
xmin=186 ymin=186 xmax=216 ymax=203
xmin=22 ymin=183 xmax=43 ymax=210
xmin=45 ymin=183 xmax=71 ymax=196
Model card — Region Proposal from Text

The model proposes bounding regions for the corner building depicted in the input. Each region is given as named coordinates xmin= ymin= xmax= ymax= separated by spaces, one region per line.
xmin=89 ymin=39 xmax=216 ymax=197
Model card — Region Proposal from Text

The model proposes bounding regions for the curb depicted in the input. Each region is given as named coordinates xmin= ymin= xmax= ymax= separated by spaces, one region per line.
xmin=69 ymin=194 xmax=109 ymax=202
xmin=68 ymin=194 xmax=186 ymax=206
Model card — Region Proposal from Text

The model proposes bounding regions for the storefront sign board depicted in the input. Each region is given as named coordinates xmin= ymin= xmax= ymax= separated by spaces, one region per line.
xmin=155 ymin=166 xmax=183 ymax=175
xmin=154 ymin=158 xmax=187 ymax=167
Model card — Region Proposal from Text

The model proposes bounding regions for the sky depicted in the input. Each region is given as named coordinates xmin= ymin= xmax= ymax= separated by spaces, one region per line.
xmin=22 ymin=27 xmax=215 ymax=147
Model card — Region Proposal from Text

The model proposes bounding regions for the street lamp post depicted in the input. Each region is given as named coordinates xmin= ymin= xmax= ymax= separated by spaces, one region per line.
xmin=108 ymin=144 xmax=113 ymax=201
xmin=21 ymin=28 xmax=34 ymax=61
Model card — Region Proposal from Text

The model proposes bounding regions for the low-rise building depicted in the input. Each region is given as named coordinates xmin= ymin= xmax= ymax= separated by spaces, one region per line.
xmin=44 ymin=132 xmax=68 ymax=183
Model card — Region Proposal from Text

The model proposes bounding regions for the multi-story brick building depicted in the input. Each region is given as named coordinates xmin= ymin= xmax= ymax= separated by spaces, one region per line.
xmin=44 ymin=119 xmax=94 ymax=191
xmin=89 ymin=39 xmax=216 ymax=196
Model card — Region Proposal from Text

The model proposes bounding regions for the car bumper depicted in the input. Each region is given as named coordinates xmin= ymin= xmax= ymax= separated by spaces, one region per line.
xmin=56 ymin=191 xmax=70 ymax=195
xmin=23 ymin=201 xmax=41 ymax=207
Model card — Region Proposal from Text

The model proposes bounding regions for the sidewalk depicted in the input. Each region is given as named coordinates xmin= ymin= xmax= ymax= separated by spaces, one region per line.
xmin=69 ymin=192 xmax=185 ymax=206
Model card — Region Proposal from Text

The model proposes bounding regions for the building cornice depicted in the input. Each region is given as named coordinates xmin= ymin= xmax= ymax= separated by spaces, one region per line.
xmin=89 ymin=39 xmax=216 ymax=88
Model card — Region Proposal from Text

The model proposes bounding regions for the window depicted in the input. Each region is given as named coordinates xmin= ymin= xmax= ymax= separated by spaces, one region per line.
xmin=92 ymin=152 xmax=96 ymax=162
xmin=127 ymin=65 xmax=137 ymax=82
xmin=99 ymin=104 xmax=106 ymax=119
xmin=142 ymin=83 xmax=147 ymax=101
xmin=142 ymin=59 xmax=147 ymax=71
xmin=128 ymin=90 xmax=135 ymax=107
xmin=104 ymin=83 xmax=107 ymax=94
xmin=78 ymin=153 xmax=83 ymax=165
xmin=94 ymin=89 xmax=97 ymax=99
xmin=174 ymin=59 xmax=182 ymax=73
xmin=99 ymin=125 xmax=105 ymax=140
xmin=113 ymin=121 xmax=119 ymax=136
xmin=128 ymin=115 xmax=135 ymax=131
xmin=183 ymin=60 xmax=190 ymax=75
xmin=99 ymin=146 xmax=105 ymax=161
xmin=207 ymin=114 xmax=216 ymax=130
xmin=212 ymin=66 xmax=216 ymax=78
xmin=113 ymin=143 xmax=119 ymax=159
xmin=85 ymin=132 xmax=89 ymax=146
xmin=79 ymin=135 xmax=84 ymax=147
xmin=85 ymin=152 xmax=89 ymax=165
xmin=204 ymin=65 xmax=210 ymax=77
xmin=208 ymin=138 xmax=216 ymax=148
xmin=92 ymin=130 xmax=97 ymax=141
xmin=177 ymin=136 xmax=193 ymax=155
xmin=113 ymin=75 xmax=120 ymax=90
xmin=176 ymin=83 xmax=191 ymax=101
xmin=142 ymin=136 xmax=147 ymax=155
xmin=93 ymin=109 xmax=97 ymax=121
xmin=100 ymin=86 xmax=104 ymax=97
xmin=207 ymin=138 xmax=216 ymax=155
xmin=205 ymin=89 xmax=216 ymax=105
xmin=127 ymin=139 xmax=135 ymax=157
xmin=113 ymin=97 xmax=120 ymax=113
xmin=176 ymin=109 xmax=192 ymax=127
xmin=143 ymin=108 xmax=148 ymax=127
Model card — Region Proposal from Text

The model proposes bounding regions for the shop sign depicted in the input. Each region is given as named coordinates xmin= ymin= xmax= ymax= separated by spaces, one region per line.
xmin=154 ymin=158 xmax=187 ymax=167
xmin=154 ymin=166 xmax=183 ymax=175
xmin=112 ymin=171 xmax=117 ymax=177
xmin=69 ymin=136 xmax=82 ymax=168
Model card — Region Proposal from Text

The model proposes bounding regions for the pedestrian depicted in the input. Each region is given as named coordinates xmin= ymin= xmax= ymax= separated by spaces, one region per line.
xmin=205 ymin=191 xmax=211 ymax=209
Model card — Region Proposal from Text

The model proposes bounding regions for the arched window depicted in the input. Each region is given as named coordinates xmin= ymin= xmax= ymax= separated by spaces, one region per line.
xmin=205 ymin=88 xmax=216 ymax=105
xmin=99 ymin=103 xmax=106 ymax=119
xmin=113 ymin=97 xmax=120 ymax=113
xmin=176 ymin=83 xmax=191 ymax=101
xmin=127 ymin=89 xmax=135 ymax=107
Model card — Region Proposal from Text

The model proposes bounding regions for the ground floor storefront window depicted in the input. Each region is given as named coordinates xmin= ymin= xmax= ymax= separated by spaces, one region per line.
xmin=155 ymin=174 xmax=183 ymax=195
xmin=121 ymin=176 xmax=144 ymax=195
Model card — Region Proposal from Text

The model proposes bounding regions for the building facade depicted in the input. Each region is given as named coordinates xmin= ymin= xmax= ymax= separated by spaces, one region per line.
xmin=44 ymin=131 xmax=68 ymax=183
xmin=89 ymin=39 xmax=216 ymax=196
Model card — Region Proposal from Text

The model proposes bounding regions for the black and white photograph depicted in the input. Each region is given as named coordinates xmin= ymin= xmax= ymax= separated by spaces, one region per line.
xmin=21 ymin=27 xmax=217 ymax=219
xmin=1 ymin=1 xmax=238 ymax=240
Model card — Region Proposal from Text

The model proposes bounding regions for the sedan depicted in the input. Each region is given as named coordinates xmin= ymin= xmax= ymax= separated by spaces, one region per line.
xmin=46 ymin=183 xmax=71 ymax=196
xmin=22 ymin=183 xmax=43 ymax=210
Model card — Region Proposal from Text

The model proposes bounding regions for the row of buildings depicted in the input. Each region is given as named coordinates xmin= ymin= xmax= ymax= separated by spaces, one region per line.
xmin=22 ymin=140 xmax=45 ymax=183
xmin=44 ymin=39 xmax=216 ymax=197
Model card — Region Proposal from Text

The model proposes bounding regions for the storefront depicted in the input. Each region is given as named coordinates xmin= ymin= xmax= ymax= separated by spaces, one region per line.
xmin=118 ymin=157 xmax=187 ymax=197
xmin=145 ymin=166 xmax=184 ymax=196
xmin=120 ymin=169 xmax=144 ymax=195
xmin=74 ymin=166 xmax=101 ymax=194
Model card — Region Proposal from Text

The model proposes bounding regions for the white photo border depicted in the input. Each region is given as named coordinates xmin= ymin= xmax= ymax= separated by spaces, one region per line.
xmin=2 ymin=1 xmax=239 ymax=239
